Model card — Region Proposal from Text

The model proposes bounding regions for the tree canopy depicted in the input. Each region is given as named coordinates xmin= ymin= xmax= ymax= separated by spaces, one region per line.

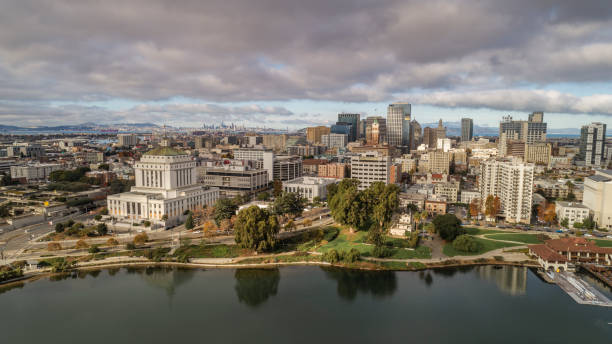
xmin=272 ymin=192 xmax=305 ymax=217
xmin=452 ymin=234 xmax=480 ymax=252
xmin=234 ymin=206 xmax=280 ymax=252
xmin=214 ymin=198 xmax=239 ymax=225
xmin=432 ymin=214 xmax=464 ymax=241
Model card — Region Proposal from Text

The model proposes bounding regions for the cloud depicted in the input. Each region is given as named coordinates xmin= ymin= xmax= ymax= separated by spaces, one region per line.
xmin=0 ymin=101 xmax=295 ymax=127
xmin=0 ymin=0 xmax=612 ymax=124
xmin=406 ymin=89 xmax=612 ymax=115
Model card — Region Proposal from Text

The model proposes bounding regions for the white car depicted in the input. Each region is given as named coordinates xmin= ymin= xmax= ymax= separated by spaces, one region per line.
xmin=606 ymin=235 xmax=612 ymax=239
xmin=584 ymin=233 xmax=593 ymax=237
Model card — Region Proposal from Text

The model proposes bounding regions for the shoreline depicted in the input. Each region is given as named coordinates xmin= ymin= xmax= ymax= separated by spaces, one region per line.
xmin=1 ymin=258 xmax=540 ymax=288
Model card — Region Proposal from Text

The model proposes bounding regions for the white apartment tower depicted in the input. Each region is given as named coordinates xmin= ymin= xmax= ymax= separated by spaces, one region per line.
xmin=350 ymin=152 xmax=394 ymax=190
xmin=479 ymin=158 xmax=534 ymax=224
xmin=579 ymin=122 xmax=606 ymax=167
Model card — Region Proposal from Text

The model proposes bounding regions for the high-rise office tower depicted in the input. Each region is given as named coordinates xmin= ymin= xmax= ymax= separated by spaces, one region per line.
xmin=366 ymin=116 xmax=387 ymax=145
xmin=306 ymin=126 xmax=330 ymax=144
xmin=579 ymin=122 xmax=607 ymax=166
xmin=435 ymin=119 xmax=446 ymax=140
xmin=498 ymin=113 xmax=547 ymax=156
xmin=423 ymin=127 xmax=436 ymax=148
xmin=387 ymin=103 xmax=411 ymax=146
xmin=337 ymin=113 xmax=360 ymax=142
xmin=409 ymin=120 xmax=422 ymax=150
xmin=461 ymin=118 xmax=473 ymax=142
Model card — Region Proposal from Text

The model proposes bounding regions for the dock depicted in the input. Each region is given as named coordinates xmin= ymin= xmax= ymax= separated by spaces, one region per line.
xmin=552 ymin=271 xmax=612 ymax=307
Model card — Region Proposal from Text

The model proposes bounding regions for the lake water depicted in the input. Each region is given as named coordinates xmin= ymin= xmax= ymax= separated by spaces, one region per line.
xmin=0 ymin=266 xmax=610 ymax=343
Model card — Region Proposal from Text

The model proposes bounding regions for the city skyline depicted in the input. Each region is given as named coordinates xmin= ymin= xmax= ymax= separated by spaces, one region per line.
xmin=1 ymin=1 xmax=612 ymax=128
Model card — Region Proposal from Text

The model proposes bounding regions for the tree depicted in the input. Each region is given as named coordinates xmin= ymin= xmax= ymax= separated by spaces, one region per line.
xmin=272 ymin=192 xmax=306 ymax=218
xmin=328 ymin=179 xmax=368 ymax=232
xmin=432 ymin=214 xmax=464 ymax=241
xmin=469 ymin=198 xmax=480 ymax=218
xmin=272 ymin=179 xmax=283 ymax=197
xmin=370 ymin=183 xmax=400 ymax=230
xmin=96 ymin=223 xmax=108 ymax=236
xmin=234 ymin=206 xmax=279 ymax=252
xmin=185 ymin=213 xmax=194 ymax=230
xmin=257 ymin=192 xmax=270 ymax=201
xmin=284 ymin=219 xmax=295 ymax=231
xmin=560 ymin=217 xmax=569 ymax=228
xmin=484 ymin=195 xmax=496 ymax=218
xmin=98 ymin=163 xmax=110 ymax=171
xmin=220 ymin=218 xmax=232 ymax=233
xmin=47 ymin=242 xmax=62 ymax=251
xmin=55 ymin=223 xmax=65 ymax=233
xmin=538 ymin=202 xmax=556 ymax=225
xmin=75 ymin=239 xmax=89 ymax=249
xmin=203 ymin=220 xmax=217 ymax=232
xmin=582 ymin=216 xmax=596 ymax=230
xmin=106 ymin=238 xmax=119 ymax=246
xmin=214 ymin=198 xmax=238 ymax=225
xmin=452 ymin=234 xmax=480 ymax=253
xmin=133 ymin=233 xmax=148 ymax=246
xmin=100 ymin=207 xmax=109 ymax=215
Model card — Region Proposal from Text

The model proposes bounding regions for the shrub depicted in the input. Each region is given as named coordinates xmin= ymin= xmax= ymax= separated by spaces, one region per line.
xmin=54 ymin=223 xmax=65 ymax=233
xmin=343 ymin=248 xmax=361 ymax=263
xmin=143 ymin=220 xmax=151 ymax=227
xmin=94 ymin=214 xmax=102 ymax=221
xmin=106 ymin=238 xmax=119 ymax=246
xmin=493 ymin=256 xmax=504 ymax=261
xmin=372 ymin=245 xmax=389 ymax=258
xmin=96 ymin=223 xmax=108 ymax=236
xmin=125 ymin=242 xmax=136 ymax=250
xmin=47 ymin=242 xmax=62 ymax=251
xmin=452 ymin=234 xmax=480 ymax=253
xmin=75 ymin=239 xmax=89 ymax=249
xmin=302 ymin=218 xmax=313 ymax=227
xmin=323 ymin=249 xmax=340 ymax=264
xmin=88 ymin=245 xmax=101 ymax=254
xmin=133 ymin=233 xmax=148 ymax=246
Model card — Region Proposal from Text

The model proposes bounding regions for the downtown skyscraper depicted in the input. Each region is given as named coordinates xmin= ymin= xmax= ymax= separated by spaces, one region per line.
xmin=386 ymin=103 xmax=411 ymax=146
xmin=579 ymin=122 xmax=607 ymax=167
xmin=461 ymin=118 xmax=473 ymax=142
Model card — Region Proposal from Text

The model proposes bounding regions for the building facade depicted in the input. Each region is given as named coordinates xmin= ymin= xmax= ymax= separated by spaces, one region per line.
xmin=479 ymin=158 xmax=534 ymax=223
xmin=282 ymin=177 xmax=338 ymax=201
xmin=387 ymin=103 xmax=411 ymax=146
xmin=350 ymin=152 xmax=394 ymax=190
xmin=461 ymin=118 xmax=473 ymax=142
xmin=107 ymin=147 xmax=219 ymax=227
xmin=579 ymin=122 xmax=606 ymax=167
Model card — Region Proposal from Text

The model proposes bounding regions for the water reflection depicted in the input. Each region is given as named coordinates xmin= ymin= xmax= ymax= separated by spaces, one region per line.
xmin=476 ymin=265 xmax=527 ymax=296
xmin=234 ymin=268 xmax=280 ymax=308
xmin=139 ymin=267 xmax=196 ymax=297
xmin=418 ymin=271 xmax=433 ymax=287
xmin=0 ymin=282 xmax=24 ymax=295
xmin=321 ymin=267 xmax=397 ymax=301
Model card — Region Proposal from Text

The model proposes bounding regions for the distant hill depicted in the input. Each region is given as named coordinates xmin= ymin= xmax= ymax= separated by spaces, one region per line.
xmin=0 ymin=122 xmax=159 ymax=132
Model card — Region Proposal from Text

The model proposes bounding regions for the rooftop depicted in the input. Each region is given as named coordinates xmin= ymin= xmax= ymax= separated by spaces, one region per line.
xmin=143 ymin=147 xmax=186 ymax=156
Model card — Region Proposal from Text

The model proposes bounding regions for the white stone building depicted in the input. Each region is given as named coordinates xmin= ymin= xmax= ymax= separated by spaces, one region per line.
xmin=555 ymin=201 xmax=589 ymax=228
xmin=107 ymin=147 xmax=219 ymax=227
xmin=583 ymin=169 xmax=612 ymax=229
xmin=10 ymin=163 xmax=62 ymax=182
xmin=282 ymin=176 xmax=338 ymax=201
xmin=350 ymin=151 xmax=393 ymax=190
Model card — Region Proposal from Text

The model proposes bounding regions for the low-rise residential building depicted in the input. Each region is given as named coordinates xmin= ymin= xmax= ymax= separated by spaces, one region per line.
xmin=555 ymin=201 xmax=590 ymax=227
xmin=282 ymin=176 xmax=338 ymax=201
xmin=302 ymin=159 xmax=328 ymax=175
xmin=461 ymin=190 xmax=480 ymax=204
xmin=425 ymin=199 xmax=447 ymax=215
xmin=434 ymin=182 xmax=460 ymax=203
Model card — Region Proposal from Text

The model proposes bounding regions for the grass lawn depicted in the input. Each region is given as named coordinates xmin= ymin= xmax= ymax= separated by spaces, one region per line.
xmin=484 ymin=233 xmax=544 ymax=244
xmin=443 ymin=237 xmax=521 ymax=257
xmin=317 ymin=229 xmax=432 ymax=259
xmin=173 ymin=244 xmax=245 ymax=258
xmin=593 ymin=239 xmax=612 ymax=247
xmin=464 ymin=227 xmax=507 ymax=235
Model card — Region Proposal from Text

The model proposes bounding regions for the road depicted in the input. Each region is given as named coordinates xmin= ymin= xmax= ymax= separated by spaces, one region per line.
xmin=0 ymin=211 xmax=94 ymax=263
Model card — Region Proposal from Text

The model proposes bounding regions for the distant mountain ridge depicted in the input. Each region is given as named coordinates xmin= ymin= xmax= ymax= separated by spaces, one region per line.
xmin=0 ymin=123 xmax=159 ymax=132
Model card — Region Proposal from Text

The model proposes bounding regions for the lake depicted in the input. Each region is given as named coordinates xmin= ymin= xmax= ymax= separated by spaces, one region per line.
xmin=0 ymin=266 xmax=610 ymax=343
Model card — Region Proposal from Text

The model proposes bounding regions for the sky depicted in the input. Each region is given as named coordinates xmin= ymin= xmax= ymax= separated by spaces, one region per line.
xmin=1 ymin=0 xmax=612 ymax=130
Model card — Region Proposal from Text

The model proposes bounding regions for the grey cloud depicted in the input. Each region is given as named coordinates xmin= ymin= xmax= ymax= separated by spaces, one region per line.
xmin=0 ymin=0 xmax=612 ymax=119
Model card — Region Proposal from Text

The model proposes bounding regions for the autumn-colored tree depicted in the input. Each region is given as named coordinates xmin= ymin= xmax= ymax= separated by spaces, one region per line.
xmin=538 ymin=202 xmax=556 ymax=225
xmin=220 ymin=218 xmax=232 ymax=233
xmin=75 ymin=239 xmax=89 ymax=249
xmin=47 ymin=242 xmax=62 ymax=251
xmin=203 ymin=220 xmax=217 ymax=233
xmin=484 ymin=195 xmax=500 ymax=218
xmin=272 ymin=179 xmax=283 ymax=197
xmin=469 ymin=198 xmax=480 ymax=218
xmin=284 ymin=219 xmax=295 ymax=231
xmin=133 ymin=233 xmax=148 ymax=246
xmin=106 ymin=238 xmax=119 ymax=246
xmin=302 ymin=218 xmax=313 ymax=227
